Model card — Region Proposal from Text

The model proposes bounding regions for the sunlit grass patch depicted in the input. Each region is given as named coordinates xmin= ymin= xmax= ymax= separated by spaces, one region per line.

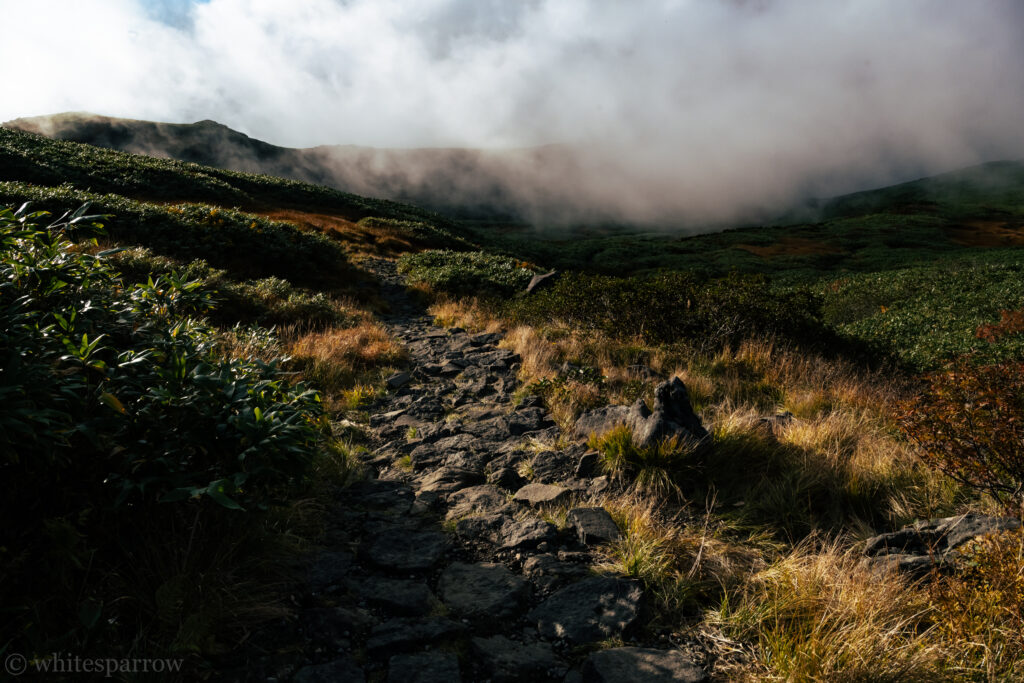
xmin=286 ymin=322 xmax=407 ymax=397
xmin=706 ymin=540 xmax=944 ymax=682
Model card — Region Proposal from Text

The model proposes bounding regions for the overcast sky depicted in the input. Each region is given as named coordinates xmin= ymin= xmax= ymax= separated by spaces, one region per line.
xmin=3 ymin=0 xmax=1023 ymax=221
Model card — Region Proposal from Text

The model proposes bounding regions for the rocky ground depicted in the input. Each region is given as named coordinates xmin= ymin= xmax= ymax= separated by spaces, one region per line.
xmin=218 ymin=259 xmax=709 ymax=682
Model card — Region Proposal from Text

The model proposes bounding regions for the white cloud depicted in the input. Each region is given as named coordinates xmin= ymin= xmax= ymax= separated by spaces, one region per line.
xmin=2 ymin=0 xmax=1022 ymax=223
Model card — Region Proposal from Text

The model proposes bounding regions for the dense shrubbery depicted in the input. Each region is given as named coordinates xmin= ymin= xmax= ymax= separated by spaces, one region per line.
xmin=397 ymin=249 xmax=538 ymax=296
xmin=898 ymin=359 xmax=1024 ymax=510
xmin=0 ymin=206 xmax=325 ymax=652
xmin=114 ymin=247 xmax=355 ymax=329
xmin=0 ymin=182 xmax=352 ymax=289
xmin=507 ymin=271 xmax=826 ymax=352
xmin=823 ymin=263 xmax=1024 ymax=370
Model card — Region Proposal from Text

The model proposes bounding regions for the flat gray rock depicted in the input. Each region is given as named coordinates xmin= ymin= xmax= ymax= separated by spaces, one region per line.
xmin=417 ymin=467 xmax=484 ymax=495
xmin=306 ymin=550 xmax=354 ymax=593
xmin=352 ymin=577 xmax=435 ymax=616
xmin=864 ymin=513 xmax=1022 ymax=575
xmin=446 ymin=484 xmax=511 ymax=521
xmin=294 ymin=657 xmax=366 ymax=683
xmin=364 ymin=529 xmax=448 ymax=572
xmin=471 ymin=635 xmax=561 ymax=683
xmin=582 ymin=647 xmax=707 ymax=683
xmin=387 ymin=652 xmax=461 ymax=683
xmin=386 ymin=371 xmax=412 ymax=389
xmin=567 ymin=508 xmax=622 ymax=545
xmin=499 ymin=517 xmax=559 ymax=549
xmin=439 ymin=562 xmax=531 ymax=620
xmin=528 ymin=576 xmax=643 ymax=644
xmin=513 ymin=482 xmax=569 ymax=507
xmin=366 ymin=617 xmax=466 ymax=654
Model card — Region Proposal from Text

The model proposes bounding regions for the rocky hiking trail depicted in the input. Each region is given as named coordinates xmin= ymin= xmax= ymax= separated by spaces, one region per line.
xmin=220 ymin=259 xmax=710 ymax=683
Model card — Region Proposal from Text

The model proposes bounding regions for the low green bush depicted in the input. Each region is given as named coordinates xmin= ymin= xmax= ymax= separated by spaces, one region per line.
xmin=507 ymin=271 xmax=826 ymax=352
xmin=0 ymin=182 xmax=353 ymax=289
xmin=0 ymin=205 xmax=325 ymax=653
xmin=397 ymin=249 xmax=539 ymax=296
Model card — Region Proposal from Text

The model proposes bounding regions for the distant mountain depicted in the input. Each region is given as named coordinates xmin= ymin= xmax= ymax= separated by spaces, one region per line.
xmin=3 ymin=112 xmax=580 ymax=222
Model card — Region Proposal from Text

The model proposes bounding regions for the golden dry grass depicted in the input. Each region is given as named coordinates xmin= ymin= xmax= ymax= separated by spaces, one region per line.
xmin=705 ymin=540 xmax=946 ymax=682
xmin=286 ymin=321 xmax=407 ymax=400
xmin=429 ymin=297 xmax=504 ymax=333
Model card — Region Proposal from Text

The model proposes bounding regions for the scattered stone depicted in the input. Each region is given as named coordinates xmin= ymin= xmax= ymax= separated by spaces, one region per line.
xmin=582 ymin=647 xmax=707 ymax=683
xmin=499 ymin=517 xmax=559 ymax=550
xmin=513 ymin=483 xmax=570 ymax=507
xmin=364 ymin=529 xmax=448 ymax=572
xmin=573 ymin=406 xmax=630 ymax=441
xmin=864 ymin=513 xmax=1022 ymax=575
xmin=446 ymin=485 xmax=511 ymax=520
xmin=351 ymin=577 xmax=435 ymax=616
xmin=567 ymin=508 xmax=622 ymax=545
xmin=471 ymin=635 xmax=561 ymax=683
xmin=345 ymin=479 xmax=415 ymax=514
xmin=386 ymin=371 xmax=413 ymax=390
xmin=293 ymin=657 xmax=366 ymax=683
xmin=488 ymin=466 xmax=526 ymax=492
xmin=628 ymin=377 xmax=708 ymax=448
xmin=306 ymin=550 xmax=354 ymax=594
xmin=531 ymin=450 xmax=578 ymax=483
xmin=574 ymin=378 xmax=707 ymax=449
xmin=417 ymin=467 xmax=484 ymax=495
xmin=575 ymin=451 xmax=601 ymax=478
xmin=387 ymin=652 xmax=461 ymax=683
xmin=439 ymin=562 xmax=531 ymax=620
xmin=366 ymin=617 xmax=466 ymax=654
xmin=471 ymin=332 xmax=503 ymax=346
xmin=299 ymin=607 xmax=376 ymax=647
xmin=528 ymin=577 xmax=644 ymax=644
xmin=455 ymin=513 xmax=509 ymax=543
xmin=507 ymin=407 xmax=554 ymax=435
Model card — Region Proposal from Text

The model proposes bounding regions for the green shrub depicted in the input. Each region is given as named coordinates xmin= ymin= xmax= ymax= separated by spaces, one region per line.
xmin=588 ymin=424 xmax=701 ymax=497
xmin=0 ymin=182 xmax=353 ymax=289
xmin=0 ymin=205 xmax=325 ymax=653
xmin=398 ymin=249 xmax=539 ymax=296
xmin=507 ymin=271 xmax=826 ymax=352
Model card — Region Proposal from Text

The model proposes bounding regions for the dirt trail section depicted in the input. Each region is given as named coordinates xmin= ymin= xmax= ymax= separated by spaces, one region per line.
xmin=218 ymin=259 xmax=708 ymax=683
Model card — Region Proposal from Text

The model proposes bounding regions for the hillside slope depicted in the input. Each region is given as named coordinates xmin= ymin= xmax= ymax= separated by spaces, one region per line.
xmin=4 ymin=112 xmax=580 ymax=221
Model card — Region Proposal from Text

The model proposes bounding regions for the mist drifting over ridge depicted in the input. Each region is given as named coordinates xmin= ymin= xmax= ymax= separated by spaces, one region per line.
xmin=3 ymin=0 xmax=1024 ymax=226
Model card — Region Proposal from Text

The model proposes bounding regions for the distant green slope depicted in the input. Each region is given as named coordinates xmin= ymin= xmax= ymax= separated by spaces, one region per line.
xmin=0 ymin=126 xmax=458 ymax=229
xmin=819 ymin=160 xmax=1024 ymax=221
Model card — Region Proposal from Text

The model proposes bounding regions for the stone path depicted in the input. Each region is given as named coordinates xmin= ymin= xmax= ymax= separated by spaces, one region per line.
xmin=220 ymin=259 xmax=708 ymax=682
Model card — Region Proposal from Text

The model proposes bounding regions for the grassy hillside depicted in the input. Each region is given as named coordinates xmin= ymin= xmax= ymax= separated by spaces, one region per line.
xmin=3 ymin=124 xmax=1024 ymax=679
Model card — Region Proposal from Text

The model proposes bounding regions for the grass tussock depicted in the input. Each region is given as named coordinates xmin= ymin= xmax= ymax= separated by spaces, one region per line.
xmin=597 ymin=495 xmax=768 ymax=625
xmin=429 ymin=297 xmax=504 ymax=333
xmin=706 ymin=541 xmax=945 ymax=682
xmin=286 ymin=322 xmax=407 ymax=397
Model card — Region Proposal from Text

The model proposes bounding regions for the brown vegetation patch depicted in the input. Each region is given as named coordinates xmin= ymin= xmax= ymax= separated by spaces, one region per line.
xmin=947 ymin=220 xmax=1024 ymax=247
xmin=735 ymin=236 xmax=843 ymax=259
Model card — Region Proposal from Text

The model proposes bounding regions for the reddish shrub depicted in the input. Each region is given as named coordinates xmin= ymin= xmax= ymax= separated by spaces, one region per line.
xmin=975 ymin=308 xmax=1024 ymax=343
xmin=898 ymin=360 xmax=1024 ymax=510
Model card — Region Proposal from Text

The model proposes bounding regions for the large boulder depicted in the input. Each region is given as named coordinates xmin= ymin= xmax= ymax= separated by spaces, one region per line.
xmin=574 ymin=377 xmax=706 ymax=448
